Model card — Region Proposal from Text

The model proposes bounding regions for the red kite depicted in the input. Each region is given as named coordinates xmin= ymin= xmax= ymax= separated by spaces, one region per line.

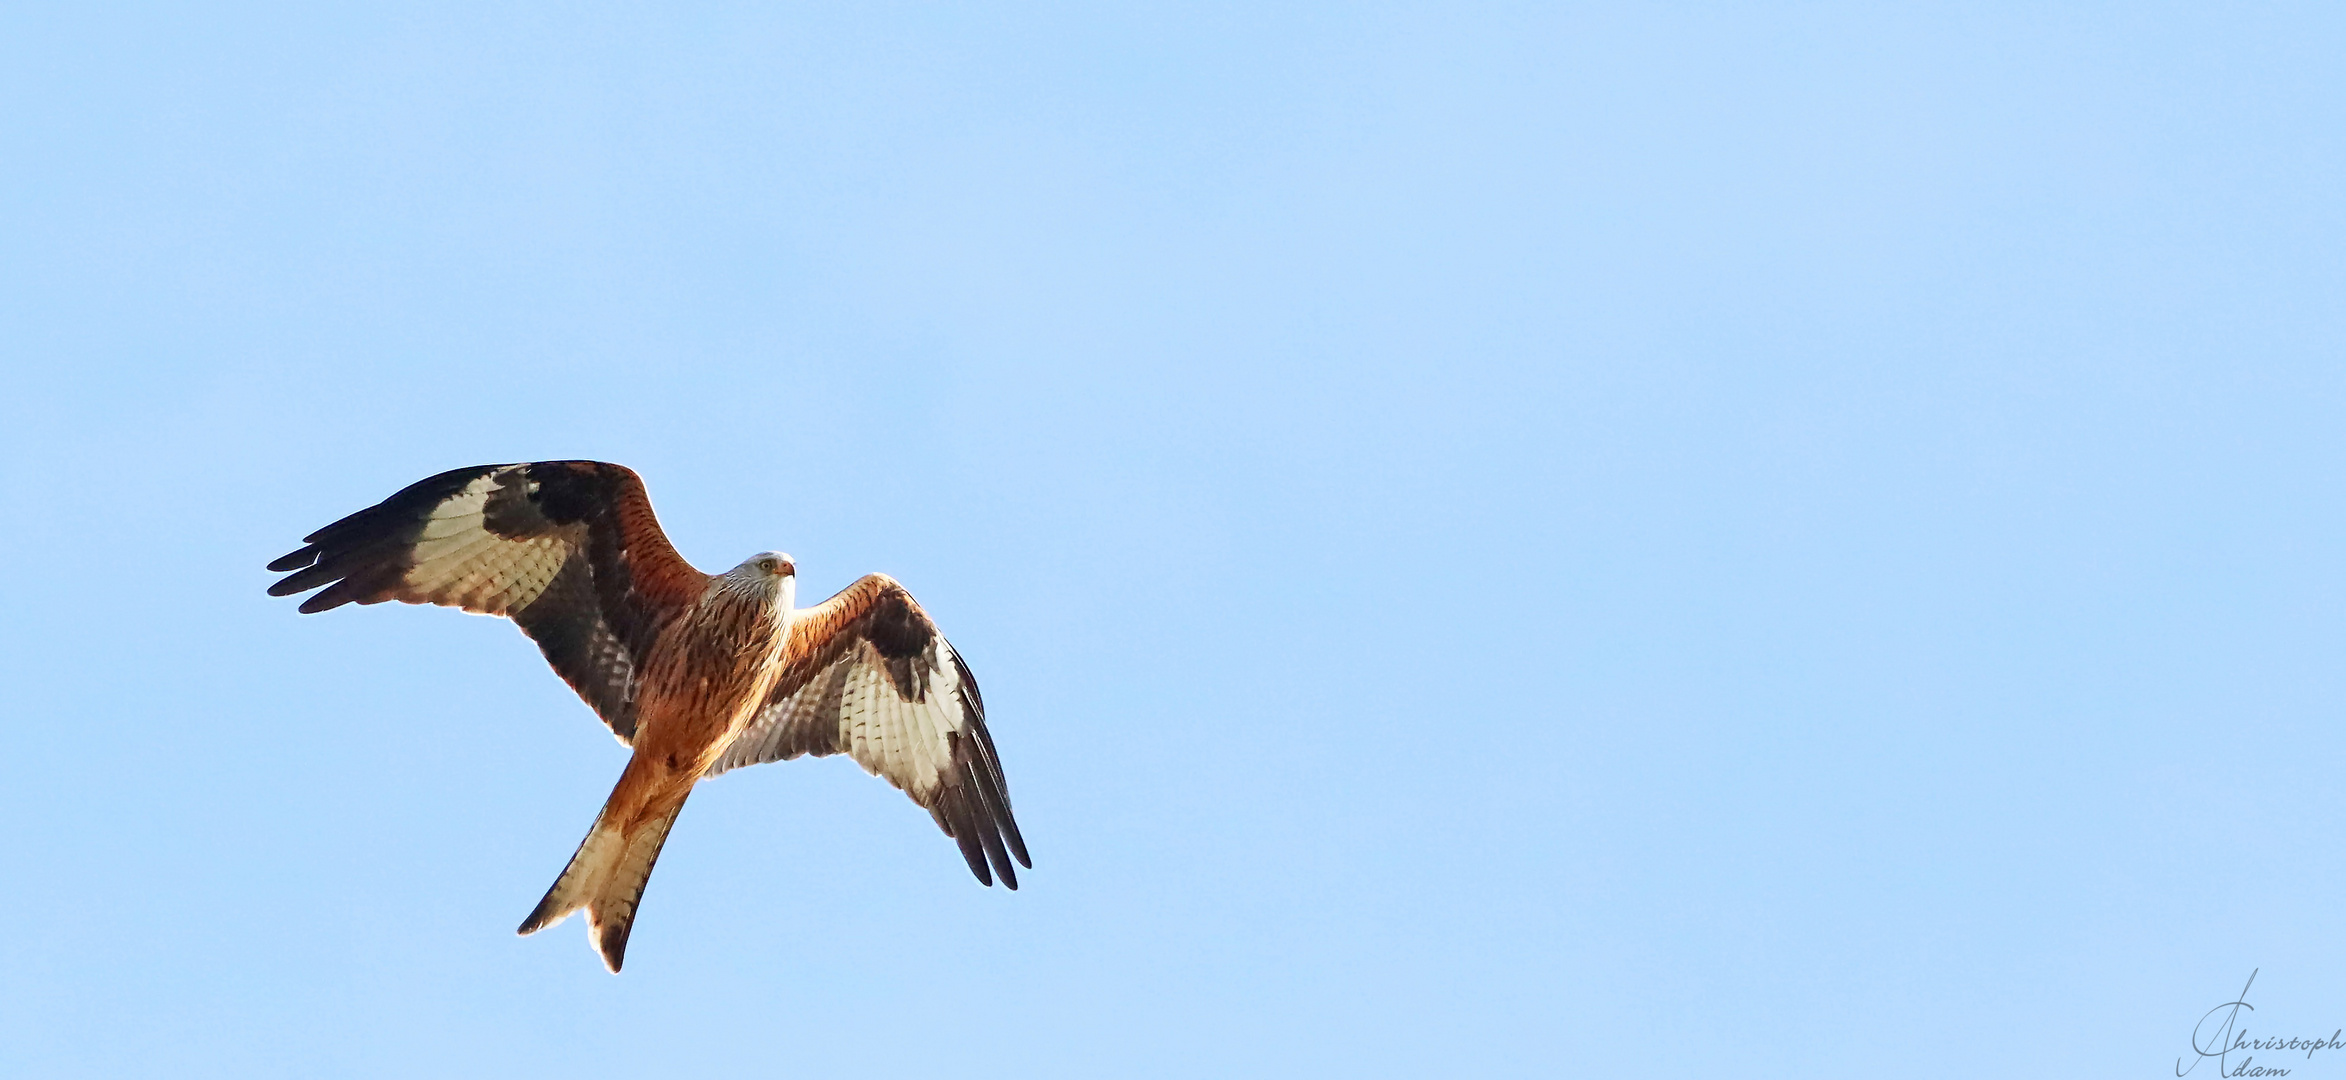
xmin=267 ymin=461 xmax=1028 ymax=971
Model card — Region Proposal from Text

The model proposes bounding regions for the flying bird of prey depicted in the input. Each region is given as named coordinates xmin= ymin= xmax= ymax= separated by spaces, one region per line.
xmin=266 ymin=461 xmax=1029 ymax=971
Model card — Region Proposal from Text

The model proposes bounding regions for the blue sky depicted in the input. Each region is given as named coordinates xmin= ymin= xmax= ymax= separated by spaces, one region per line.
xmin=3 ymin=3 xmax=2343 ymax=1076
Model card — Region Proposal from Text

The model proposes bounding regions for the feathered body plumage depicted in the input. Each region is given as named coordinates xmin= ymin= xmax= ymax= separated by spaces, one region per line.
xmin=267 ymin=461 xmax=1029 ymax=971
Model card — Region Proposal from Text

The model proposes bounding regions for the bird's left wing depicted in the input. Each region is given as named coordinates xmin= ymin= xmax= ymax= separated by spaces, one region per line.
xmin=707 ymin=574 xmax=1031 ymax=888
xmin=265 ymin=461 xmax=709 ymax=743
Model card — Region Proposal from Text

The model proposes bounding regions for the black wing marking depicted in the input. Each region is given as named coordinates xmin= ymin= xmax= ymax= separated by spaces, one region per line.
xmin=707 ymin=574 xmax=1030 ymax=888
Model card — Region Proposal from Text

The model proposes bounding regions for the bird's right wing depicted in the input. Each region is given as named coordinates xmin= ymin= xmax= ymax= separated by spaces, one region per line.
xmin=265 ymin=461 xmax=710 ymax=743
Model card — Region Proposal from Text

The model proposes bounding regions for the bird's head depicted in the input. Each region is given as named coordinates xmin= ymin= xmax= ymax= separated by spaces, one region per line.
xmin=723 ymin=550 xmax=797 ymax=610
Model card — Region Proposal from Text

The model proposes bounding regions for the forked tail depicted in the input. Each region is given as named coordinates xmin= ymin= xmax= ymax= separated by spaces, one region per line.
xmin=517 ymin=794 xmax=687 ymax=973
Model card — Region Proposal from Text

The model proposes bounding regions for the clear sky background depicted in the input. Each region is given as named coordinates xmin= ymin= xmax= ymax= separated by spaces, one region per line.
xmin=2 ymin=3 xmax=2342 ymax=1077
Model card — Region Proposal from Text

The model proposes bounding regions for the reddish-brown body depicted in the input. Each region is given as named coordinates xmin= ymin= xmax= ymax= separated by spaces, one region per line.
xmin=507 ymin=569 xmax=803 ymax=969
xmin=598 ymin=582 xmax=791 ymax=864
xmin=268 ymin=460 xmax=1029 ymax=973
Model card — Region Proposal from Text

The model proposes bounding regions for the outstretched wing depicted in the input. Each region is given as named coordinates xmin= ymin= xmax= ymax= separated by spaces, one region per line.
xmin=265 ymin=461 xmax=709 ymax=743
xmin=708 ymin=574 xmax=1030 ymax=888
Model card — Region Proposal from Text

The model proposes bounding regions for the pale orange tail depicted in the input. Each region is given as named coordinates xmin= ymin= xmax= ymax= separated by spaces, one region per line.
xmin=517 ymin=795 xmax=687 ymax=973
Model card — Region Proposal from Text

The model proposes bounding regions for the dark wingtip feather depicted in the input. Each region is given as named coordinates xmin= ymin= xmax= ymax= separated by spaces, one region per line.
xmin=982 ymin=825 xmax=1017 ymax=890
xmin=941 ymin=795 xmax=993 ymax=886
xmin=985 ymin=777 xmax=1031 ymax=870
xmin=268 ymin=562 xmax=341 ymax=596
xmin=295 ymin=591 xmax=354 ymax=615
xmin=267 ymin=462 xmax=510 ymax=604
xmin=960 ymin=739 xmax=1031 ymax=871
xmin=959 ymin=761 xmax=1019 ymax=889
